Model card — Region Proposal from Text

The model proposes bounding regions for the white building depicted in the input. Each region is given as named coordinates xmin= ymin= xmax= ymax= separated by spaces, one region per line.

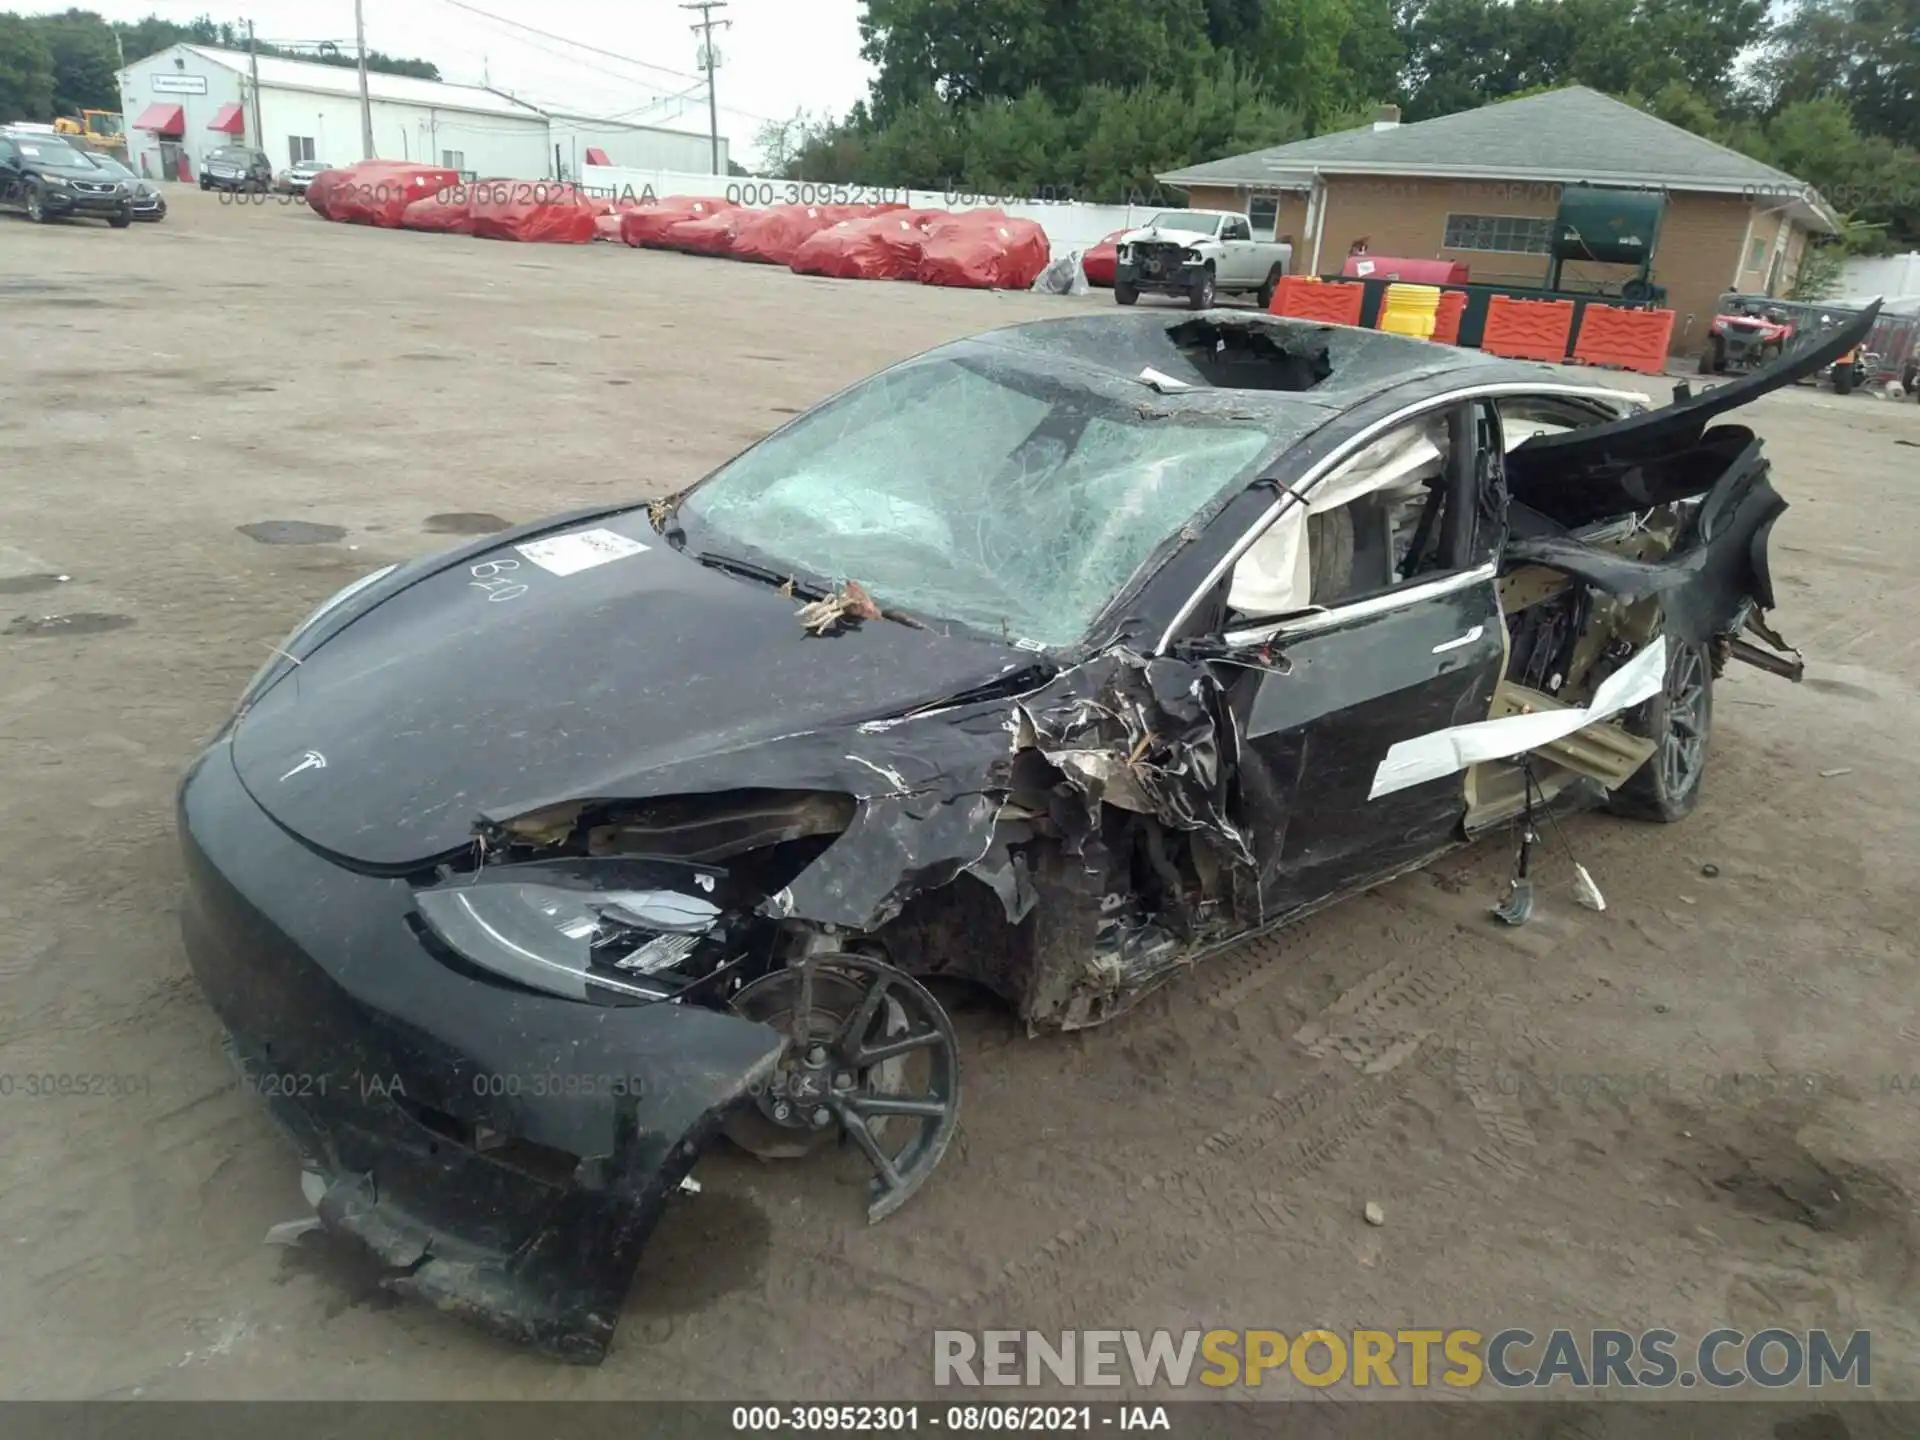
xmin=546 ymin=112 xmax=727 ymax=179
xmin=118 ymin=44 xmax=726 ymax=183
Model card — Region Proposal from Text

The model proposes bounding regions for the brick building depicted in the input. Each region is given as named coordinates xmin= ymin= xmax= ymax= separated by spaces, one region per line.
xmin=1157 ymin=87 xmax=1838 ymax=353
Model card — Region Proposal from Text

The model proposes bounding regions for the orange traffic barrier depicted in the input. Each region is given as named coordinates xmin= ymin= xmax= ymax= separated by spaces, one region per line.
xmin=1266 ymin=275 xmax=1317 ymax=314
xmin=1269 ymin=276 xmax=1365 ymax=326
xmin=1432 ymin=290 xmax=1468 ymax=345
xmin=1572 ymin=303 xmax=1676 ymax=375
xmin=1481 ymin=295 xmax=1575 ymax=362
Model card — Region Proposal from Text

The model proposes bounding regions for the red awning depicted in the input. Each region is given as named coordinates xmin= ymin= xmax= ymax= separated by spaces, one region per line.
xmin=584 ymin=147 xmax=611 ymax=165
xmin=208 ymin=103 xmax=246 ymax=134
xmin=132 ymin=102 xmax=185 ymax=134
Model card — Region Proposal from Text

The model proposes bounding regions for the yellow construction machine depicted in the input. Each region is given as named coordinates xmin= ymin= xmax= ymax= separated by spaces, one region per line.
xmin=53 ymin=111 xmax=128 ymax=164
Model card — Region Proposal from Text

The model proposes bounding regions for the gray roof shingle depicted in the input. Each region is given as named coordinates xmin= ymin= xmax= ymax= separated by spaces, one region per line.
xmin=1159 ymin=87 xmax=1830 ymax=225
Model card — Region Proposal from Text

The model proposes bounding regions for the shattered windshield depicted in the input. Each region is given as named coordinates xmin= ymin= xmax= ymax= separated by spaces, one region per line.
xmin=678 ymin=352 xmax=1272 ymax=646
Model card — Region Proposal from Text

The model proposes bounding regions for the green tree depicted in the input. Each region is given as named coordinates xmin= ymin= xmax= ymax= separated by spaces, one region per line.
xmin=1400 ymin=0 xmax=1769 ymax=117
xmin=0 ymin=11 xmax=57 ymax=119
xmin=1761 ymin=0 xmax=1920 ymax=149
xmin=32 ymin=8 xmax=121 ymax=113
xmin=857 ymin=0 xmax=1215 ymax=119
xmin=113 ymin=13 xmax=440 ymax=81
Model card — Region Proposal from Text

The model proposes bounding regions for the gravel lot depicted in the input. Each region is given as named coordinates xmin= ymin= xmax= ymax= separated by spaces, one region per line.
xmin=3 ymin=189 xmax=1919 ymax=1405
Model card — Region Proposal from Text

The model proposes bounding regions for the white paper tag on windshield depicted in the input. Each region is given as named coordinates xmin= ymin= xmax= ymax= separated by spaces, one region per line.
xmin=515 ymin=527 xmax=649 ymax=577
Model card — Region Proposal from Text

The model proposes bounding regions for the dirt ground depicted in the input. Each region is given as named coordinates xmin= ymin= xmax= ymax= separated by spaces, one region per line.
xmin=3 ymin=189 xmax=1919 ymax=1407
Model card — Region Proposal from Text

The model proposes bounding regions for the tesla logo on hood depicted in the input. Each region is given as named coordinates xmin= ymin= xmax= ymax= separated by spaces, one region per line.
xmin=279 ymin=750 xmax=327 ymax=781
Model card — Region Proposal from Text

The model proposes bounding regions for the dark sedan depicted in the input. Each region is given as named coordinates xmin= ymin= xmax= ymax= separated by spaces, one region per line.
xmin=0 ymin=134 xmax=132 ymax=225
xmin=85 ymin=154 xmax=167 ymax=221
xmin=176 ymin=302 xmax=1876 ymax=1363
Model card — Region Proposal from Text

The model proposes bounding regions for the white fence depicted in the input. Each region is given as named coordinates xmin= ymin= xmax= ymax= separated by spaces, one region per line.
xmin=1838 ymin=251 xmax=1920 ymax=305
xmin=579 ymin=164 xmax=1175 ymax=257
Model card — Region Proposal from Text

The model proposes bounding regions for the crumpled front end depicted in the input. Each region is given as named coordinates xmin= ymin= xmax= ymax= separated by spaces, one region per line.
xmin=705 ymin=649 xmax=1259 ymax=1035
xmin=1117 ymin=238 xmax=1209 ymax=295
xmin=177 ymin=743 xmax=784 ymax=1363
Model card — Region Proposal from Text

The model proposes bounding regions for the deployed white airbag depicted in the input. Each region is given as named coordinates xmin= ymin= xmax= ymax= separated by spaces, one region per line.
xmin=1228 ymin=418 xmax=1446 ymax=617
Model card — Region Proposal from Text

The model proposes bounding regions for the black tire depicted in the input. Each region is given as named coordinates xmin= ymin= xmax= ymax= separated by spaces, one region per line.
xmin=1833 ymin=366 xmax=1855 ymax=395
xmin=199 ymin=177 xmax=210 ymax=191
xmin=1113 ymin=282 xmax=1138 ymax=306
xmin=109 ymin=214 xmax=131 ymax=228
xmin=1257 ymin=265 xmax=1284 ymax=311
xmin=1697 ymin=341 xmax=1720 ymax=375
xmin=1189 ymin=265 xmax=1216 ymax=310
xmin=25 ymin=188 xmax=48 ymax=223
xmin=1605 ymin=635 xmax=1713 ymax=824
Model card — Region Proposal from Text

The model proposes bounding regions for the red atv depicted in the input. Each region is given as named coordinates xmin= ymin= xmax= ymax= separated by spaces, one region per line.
xmin=1699 ymin=294 xmax=1794 ymax=374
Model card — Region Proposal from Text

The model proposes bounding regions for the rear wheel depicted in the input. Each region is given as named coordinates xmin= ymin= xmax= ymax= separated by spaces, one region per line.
xmin=1257 ymin=264 xmax=1284 ymax=311
xmin=1833 ymin=365 xmax=1856 ymax=395
xmin=1113 ymin=281 xmax=1138 ymax=306
xmin=1606 ymin=635 xmax=1713 ymax=823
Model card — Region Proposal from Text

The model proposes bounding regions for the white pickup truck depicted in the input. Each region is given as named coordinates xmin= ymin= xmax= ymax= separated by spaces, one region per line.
xmin=1113 ymin=210 xmax=1293 ymax=310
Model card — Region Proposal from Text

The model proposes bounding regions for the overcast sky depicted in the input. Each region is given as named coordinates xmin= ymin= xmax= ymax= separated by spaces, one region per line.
xmin=34 ymin=0 xmax=876 ymax=165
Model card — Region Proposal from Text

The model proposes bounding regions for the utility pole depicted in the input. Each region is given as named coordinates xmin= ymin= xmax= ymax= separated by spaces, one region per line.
xmin=354 ymin=0 xmax=375 ymax=158
xmin=681 ymin=0 xmax=730 ymax=175
xmin=246 ymin=20 xmax=263 ymax=150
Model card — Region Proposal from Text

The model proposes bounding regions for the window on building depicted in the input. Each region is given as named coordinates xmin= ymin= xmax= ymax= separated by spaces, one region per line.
xmin=441 ymin=149 xmax=465 ymax=171
xmin=1442 ymin=213 xmax=1552 ymax=254
xmin=288 ymin=135 xmax=315 ymax=165
xmin=1248 ymin=195 xmax=1279 ymax=239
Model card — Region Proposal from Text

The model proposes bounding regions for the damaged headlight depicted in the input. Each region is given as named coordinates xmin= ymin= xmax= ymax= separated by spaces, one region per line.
xmin=415 ymin=872 xmax=723 ymax=1004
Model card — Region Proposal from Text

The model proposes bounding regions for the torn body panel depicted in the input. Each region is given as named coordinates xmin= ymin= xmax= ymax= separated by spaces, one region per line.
xmin=1503 ymin=433 xmax=1788 ymax=650
xmin=177 ymin=744 xmax=784 ymax=1363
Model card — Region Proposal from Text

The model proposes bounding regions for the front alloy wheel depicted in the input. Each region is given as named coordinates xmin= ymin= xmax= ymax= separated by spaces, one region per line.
xmin=25 ymin=188 xmax=47 ymax=223
xmin=1190 ymin=268 xmax=1216 ymax=310
xmin=724 ymin=951 xmax=960 ymax=1223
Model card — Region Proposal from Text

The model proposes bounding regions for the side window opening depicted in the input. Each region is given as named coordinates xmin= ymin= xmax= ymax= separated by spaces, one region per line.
xmin=1227 ymin=413 xmax=1460 ymax=620
xmin=1496 ymin=396 xmax=1620 ymax=452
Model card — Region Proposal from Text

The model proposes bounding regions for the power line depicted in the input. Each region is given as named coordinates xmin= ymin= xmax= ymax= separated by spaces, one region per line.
xmin=453 ymin=20 xmax=695 ymax=98
xmin=433 ymin=0 xmax=700 ymax=86
xmin=424 ymin=0 xmax=775 ymax=124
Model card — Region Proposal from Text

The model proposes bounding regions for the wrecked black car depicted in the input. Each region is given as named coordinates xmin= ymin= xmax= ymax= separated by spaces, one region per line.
xmin=176 ymin=300 xmax=1876 ymax=1362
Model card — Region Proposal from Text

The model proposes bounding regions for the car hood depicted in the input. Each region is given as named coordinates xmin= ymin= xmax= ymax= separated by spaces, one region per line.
xmin=34 ymin=160 xmax=113 ymax=181
xmin=228 ymin=511 xmax=1039 ymax=868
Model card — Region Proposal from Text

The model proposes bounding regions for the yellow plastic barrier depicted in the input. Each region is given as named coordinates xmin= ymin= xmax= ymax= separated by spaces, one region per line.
xmin=1378 ymin=282 xmax=1441 ymax=340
